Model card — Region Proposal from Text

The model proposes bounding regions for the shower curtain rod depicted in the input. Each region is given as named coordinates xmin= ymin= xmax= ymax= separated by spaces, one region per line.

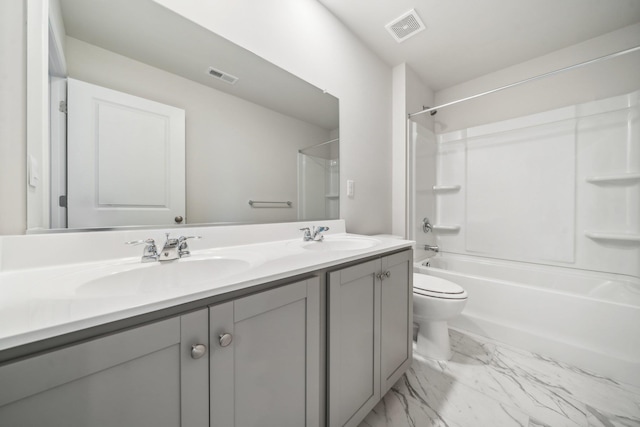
xmin=298 ymin=137 xmax=339 ymax=154
xmin=408 ymin=45 xmax=640 ymax=118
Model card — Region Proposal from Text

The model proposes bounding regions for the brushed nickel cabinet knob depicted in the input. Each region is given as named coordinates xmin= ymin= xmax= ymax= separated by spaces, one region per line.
xmin=191 ymin=343 xmax=207 ymax=359
xmin=219 ymin=333 xmax=233 ymax=347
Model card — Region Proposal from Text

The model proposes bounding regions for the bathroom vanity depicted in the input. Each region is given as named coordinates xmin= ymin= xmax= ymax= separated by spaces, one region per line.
xmin=0 ymin=221 xmax=413 ymax=427
xmin=328 ymin=250 xmax=413 ymax=427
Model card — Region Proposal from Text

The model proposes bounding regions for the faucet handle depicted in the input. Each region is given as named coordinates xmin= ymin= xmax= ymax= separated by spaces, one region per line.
xmin=312 ymin=226 xmax=329 ymax=241
xmin=300 ymin=227 xmax=312 ymax=241
xmin=126 ymin=238 xmax=158 ymax=262
xmin=422 ymin=217 xmax=433 ymax=233
xmin=126 ymin=238 xmax=154 ymax=245
xmin=178 ymin=236 xmax=201 ymax=257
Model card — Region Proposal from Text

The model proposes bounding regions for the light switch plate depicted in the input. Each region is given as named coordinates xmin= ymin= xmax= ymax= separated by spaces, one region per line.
xmin=29 ymin=155 xmax=39 ymax=188
xmin=347 ymin=180 xmax=354 ymax=198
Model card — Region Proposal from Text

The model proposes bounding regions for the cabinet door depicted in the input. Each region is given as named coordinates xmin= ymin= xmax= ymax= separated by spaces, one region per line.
xmin=328 ymin=259 xmax=381 ymax=427
xmin=0 ymin=310 xmax=208 ymax=427
xmin=380 ymin=250 xmax=413 ymax=394
xmin=210 ymin=278 xmax=320 ymax=427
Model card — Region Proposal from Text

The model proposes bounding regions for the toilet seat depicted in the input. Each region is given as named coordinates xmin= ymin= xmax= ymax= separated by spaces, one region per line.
xmin=413 ymin=274 xmax=467 ymax=299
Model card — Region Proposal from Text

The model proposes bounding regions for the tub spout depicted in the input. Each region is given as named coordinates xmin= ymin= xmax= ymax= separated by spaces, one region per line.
xmin=424 ymin=245 xmax=439 ymax=253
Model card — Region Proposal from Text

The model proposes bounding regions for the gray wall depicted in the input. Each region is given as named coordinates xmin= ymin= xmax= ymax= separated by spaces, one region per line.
xmin=154 ymin=0 xmax=393 ymax=234
xmin=434 ymin=23 xmax=640 ymax=132
xmin=0 ymin=0 xmax=27 ymax=235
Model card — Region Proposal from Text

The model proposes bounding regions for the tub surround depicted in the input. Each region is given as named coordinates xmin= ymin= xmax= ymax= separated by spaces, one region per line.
xmin=0 ymin=220 xmax=413 ymax=353
xmin=407 ymin=89 xmax=640 ymax=391
xmin=419 ymin=90 xmax=640 ymax=278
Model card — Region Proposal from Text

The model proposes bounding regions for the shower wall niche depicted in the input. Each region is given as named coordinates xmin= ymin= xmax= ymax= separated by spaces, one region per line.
xmin=419 ymin=90 xmax=639 ymax=278
xmin=298 ymin=139 xmax=339 ymax=221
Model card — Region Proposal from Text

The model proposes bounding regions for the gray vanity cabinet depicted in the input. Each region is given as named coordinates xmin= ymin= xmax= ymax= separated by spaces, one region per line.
xmin=380 ymin=251 xmax=414 ymax=393
xmin=327 ymin=249 xmax=412 ymax=427
xmin=0 ymin=277 xmax=321 ymax=427
xmin=0 ymin=249 xmax=410 ymax=427
xmin=209 ymin=277 xmax=321 ymax=427
xmin=0 ymin=309 xmax=209 ymax=427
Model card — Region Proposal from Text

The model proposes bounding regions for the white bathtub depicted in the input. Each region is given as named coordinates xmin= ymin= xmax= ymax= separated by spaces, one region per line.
xmin=414 ymin=253 xmax=640 ymax=387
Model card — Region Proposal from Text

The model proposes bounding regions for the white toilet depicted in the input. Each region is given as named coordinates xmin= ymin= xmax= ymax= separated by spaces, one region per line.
xmin=413 ymin=273 xmax=468 ymax=360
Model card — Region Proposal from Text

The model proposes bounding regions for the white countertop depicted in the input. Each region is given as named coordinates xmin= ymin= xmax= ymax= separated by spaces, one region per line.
xmin=0 ymin=230 xmax=412 ymax=352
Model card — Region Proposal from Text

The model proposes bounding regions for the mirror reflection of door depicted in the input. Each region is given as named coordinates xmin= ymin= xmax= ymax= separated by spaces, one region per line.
xmin=67 ymin=78 xmax=186 ymax=228
xmin=49 ymin=76 xmax=67 ymax=229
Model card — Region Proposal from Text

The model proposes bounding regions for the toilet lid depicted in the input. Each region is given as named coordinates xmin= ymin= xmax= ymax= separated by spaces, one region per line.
xmin=413 ymin=274 xmax=467 ymax=299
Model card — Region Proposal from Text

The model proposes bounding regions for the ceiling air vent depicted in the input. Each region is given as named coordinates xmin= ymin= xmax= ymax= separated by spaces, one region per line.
xmin=385 ymin=9 xmax=426 ymax=43
xmin=207 ymin=67 xmax=239 ymax=85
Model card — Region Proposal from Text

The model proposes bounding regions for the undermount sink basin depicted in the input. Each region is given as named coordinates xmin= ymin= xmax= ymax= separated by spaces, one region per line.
xmin=301 ymin=236 xmax=380 ymax=251
xmin=75 ymin=257 xmax=253 ymax=298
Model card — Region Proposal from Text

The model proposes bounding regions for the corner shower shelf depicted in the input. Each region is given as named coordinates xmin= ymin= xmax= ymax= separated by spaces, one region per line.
xmin=433 ymin=185 xmax=461 ymax=193
xmin=585 ymin=173 xmax=640 ymax=185
xmin=585 ymin=231 xmax=640 ymax=244
xmin=432 ymin=224 xmax=461 ymax=233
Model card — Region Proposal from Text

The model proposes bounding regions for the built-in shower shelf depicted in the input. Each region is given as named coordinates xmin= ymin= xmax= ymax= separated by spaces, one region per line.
xmin=432 ymin=224 xmax=461 ymax=233
xmin=586 ymin=173 xmax=640 ymax=185
xmin=585 ymin=231 xmax=640 ymax=243
xmin=325 ymin=193 xmax=339 ymax=199
xmin=433 ymin=185 xmax=461 ymax=193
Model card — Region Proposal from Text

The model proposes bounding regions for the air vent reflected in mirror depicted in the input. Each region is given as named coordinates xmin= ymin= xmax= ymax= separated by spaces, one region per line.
xmin=207 ymin=67 xmax=239 ymax=85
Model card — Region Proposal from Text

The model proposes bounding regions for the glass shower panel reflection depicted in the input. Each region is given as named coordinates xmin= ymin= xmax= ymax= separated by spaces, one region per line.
xmin=298 ymin=139 xmax=339 ymax=220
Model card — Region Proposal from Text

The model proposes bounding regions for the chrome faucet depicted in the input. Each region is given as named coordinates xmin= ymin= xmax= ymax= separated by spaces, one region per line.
xmin=126 ymin=238 xmax=159 ymax=263
xmin=424 ymin=244 xmax=439 ymax=253
xmin=128 ymin=234 xmax=201 ymax=262
xmin=300 ymin=226 xmax=330 ymax=242
xmin=158 ymin=233 xmax=201 ymax=261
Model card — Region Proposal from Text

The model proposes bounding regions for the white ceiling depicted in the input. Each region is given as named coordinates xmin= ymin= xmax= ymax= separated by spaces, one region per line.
xmin=317 ymin=0 xmax=640 ymax=91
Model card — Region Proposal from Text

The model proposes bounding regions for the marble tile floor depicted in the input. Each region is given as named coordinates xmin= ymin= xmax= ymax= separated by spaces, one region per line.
xmin=360 ymin=329 xmax=640 ymax=427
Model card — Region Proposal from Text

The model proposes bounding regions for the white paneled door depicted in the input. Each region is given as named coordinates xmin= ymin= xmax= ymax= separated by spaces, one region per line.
xmin=67 ymin=78 xmax=185 ymax=228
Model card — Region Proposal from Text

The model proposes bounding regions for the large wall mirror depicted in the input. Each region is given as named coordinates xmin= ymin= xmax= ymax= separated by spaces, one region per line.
xmin=27 ymin=0 xmax=339 ymax=232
